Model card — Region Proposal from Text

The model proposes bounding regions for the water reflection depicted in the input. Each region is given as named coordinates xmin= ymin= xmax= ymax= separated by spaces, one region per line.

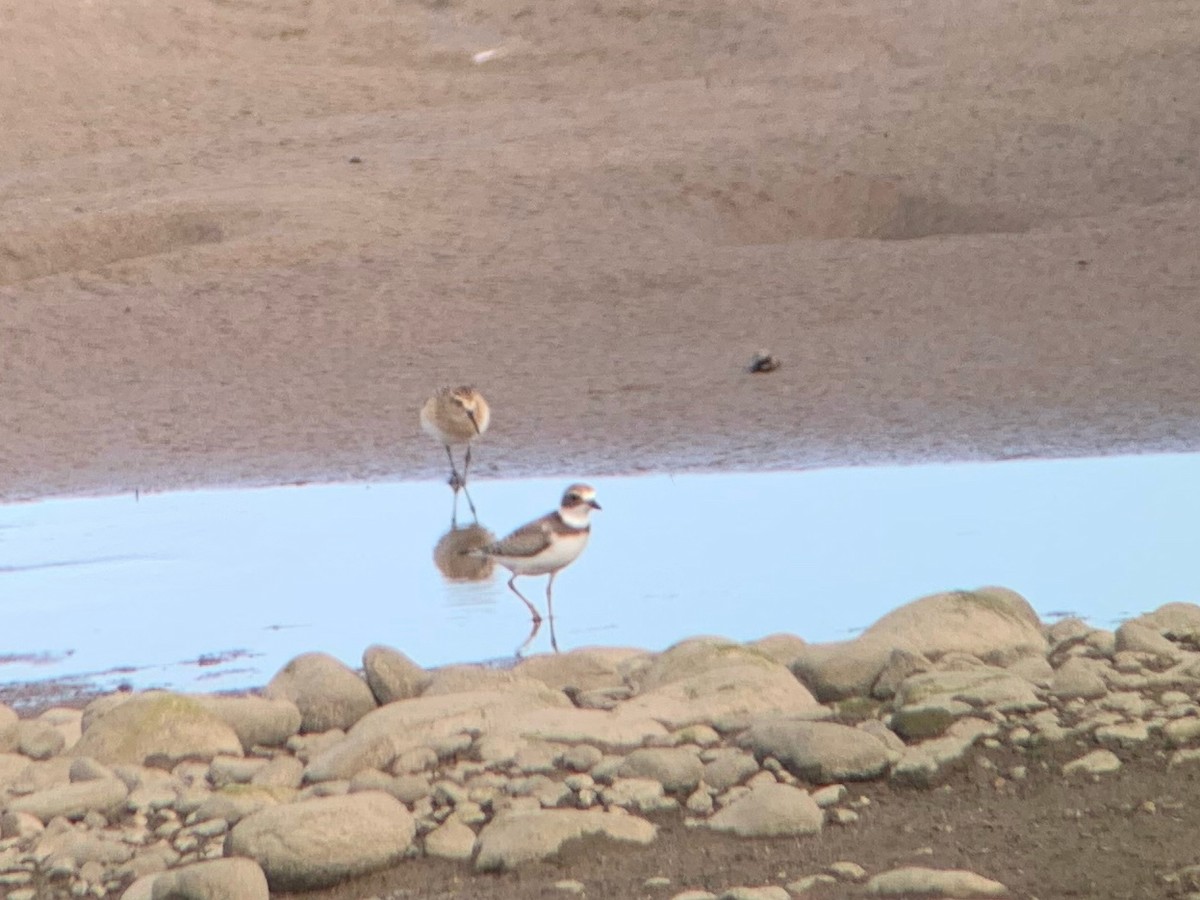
xmin=0 ymin=453 xmax=1198 ymax=695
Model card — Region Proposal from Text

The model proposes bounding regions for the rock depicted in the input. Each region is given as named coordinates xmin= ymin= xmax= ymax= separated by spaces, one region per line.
xmin=363 ymin=645 xmax=432 ymax=705
xmin=192 ymin=696 xmax=302 ymax=750
xmin=304 ymin=689 xmax=569 ymax=782
xmin=5 ymin=777 xmax=128 ymax=822
xmin=618 ymin=747 xmax=704 ymax=793
xmin=747 ymin=634 xmax=808 ymax=668
xmin=623 ymin=638 xmax=822 ymax=729
xmin=1050 ymin=657 xmax=1110 ymax=699
xmin=1163 ymin=717 xmax=1200 ymax=747
xmin=1129 ymin=602 xmax=1200 ymax=641
xmin=424 ymin=817 xmax=477 ymax=861
xmin=865 ymin=866 xmax=1007 ymax=896
xmin=828 ymin=861 xmax=869 ymax=881
xmin=1062 ymin=749 xmax=1122 ymax=776
xmin=719 ymin=888 xmax=790 ymax=900
xmin=16 ymin=720 xmax=66 ymax=760
xmin=1005 ymin=654 xmax=1055 ymax=686
xmin=0 ymin=810 xmax=44 ymax=838
xmin=474 ymin=809 xmax=656 ymax=871
xmin=1094 ymin=722 xmax=1151 ymax=747
xmin=889 ymin=705 xmax=965 ymax=741
xmin=193 ymin=786 xmax=283 ymax=825
xmin=36 ymin=829 xmax=134 ymax=864
xmin=871 ymin=648 xmax=933 ymax=700
xmin=791 ymin=639 xmax=899 ymax=702
xmin=515 ymin=647 xmax=647 ymax=693
xmin=71 ymin=693 xmax=243 ymax=767
xmin=742 ymin=719 xmax=898 ymax=783
xmin=0 ymin=703 xmax=16 ymax=730
xmin=894 ymin=668 xmax=1043 ymax=712
xmin=507 ymin=707 xmax=669 ymax=751
xmin=264 ymin=653 xmax=378 ymax=733
xmin=122 ymin=876 xmax=159 ymax=900
xmin=1115 ymin=622 xmax=1183 ymax=660
xmin=602 ymin=778 xmax=673 ymax=813
xmin=423 ymin=666 xmax=558 ymax=697
xmin=150 ymin=857 xmax=269 ymax=899
xmin=249 ymin=755 xmax=305 ymax=789
xmin=865 ymin=587 xmax=1047 ymax=664
xmin=891 ymin=718 xmax=999 ymax=787
xmin=669 ymin=893 xmax=717 ymax=900
xmin=706 ymin=783 xmax=823 ymax=837
xmin=702 ymin=752 xmax=760 ymax=792
xmin=226 ymin=791 xmax=415 ymax=890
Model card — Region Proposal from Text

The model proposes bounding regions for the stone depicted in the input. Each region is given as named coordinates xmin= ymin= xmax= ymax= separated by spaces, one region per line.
xmin=702 ymin=753 xmax=760 ymax=792
xmin=304 ymin=689 xmax=568 ymax=782
xmin=889 ymin=705 xmax=964 ymax=741
xmin=1062 ymin=749 xmax=1122 ymax=776
xmin=860 ymin=587 xmax=1047 ymax=664
xmin=618 ymin=747 xmax=704 ymax=793
xmin=1094 ymin=722 xmax=1152 ymax=747
xmin=828 ymin=861 xmax=869 ymax=881
xmin=362 ymin=645 xmax=432 ymax=705
xmin=193 ymin=786 xmax=283 ymax=825
xmin=871 ymin=648 xmax=934 ymax=700
xmin=1050 ymin=657 xmax=1110 ymax=699
xmin=515 ymin=647 xmax=647 ymax=693
xmin=1163 ymin=717 xmax=1200 ymax=747
xmin=424 ymin=817 xmax=477 ymax=861
xmin=602 ymin=778 xmax=672 ymax=813
xmin=742 ymin=719 xmax=898 ymax=783
xmin=865 ymin=866 xmax=1007 ymax=896
xmin=192 ymin=696 xmax=302 ymax=750
xmin=71 ymin=693 xmax=243 ymax=767
xmin=1 ymin=810 xmax=44 ymax=838
xmin=787 ymin=874 xmax=838 ymax=892
xmin=150 ymin=857 xmax=269 ymax=899
xmin=474 ymin=809 xmax=656 ymax=871
xmin=5 ymin=777 xmax=128 ymax=822
xmin=249 ymin=755 xmax=305 ymax=789
xmin=623 ymin=638 xmax=821 ymax=729
xmin=507 ymin=707 xmax=669 ymax=750
xmin=891 ymin=718 xmax=999 ymax=787
xmin=706 ymin=783 xmax=823 ymax=837
xmin=791 ymin=639 xmax=900 ymax=702
xmin=16 ymin=720 xmax=66 ymax=760
xmin=263 ymin=653 xmax=378 ymax=733
xmin=226 ymin=791 xmax=415 ymax=891
xmin=719 ymin=888 xmax=790 ymax=900
xmin=893 ymin=668 xmax=1043 ymax=712
xmin=747 ymin=634 xmax=808 ymax=668
xmin=1114 ymin=622 xmax=1183 ymax=661
xmin=1129 ymin=602 xmax=1200 ymax=641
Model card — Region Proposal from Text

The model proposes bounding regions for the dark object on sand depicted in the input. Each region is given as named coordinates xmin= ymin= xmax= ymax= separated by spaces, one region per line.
xmin=748 ymin=349 xmax=781 ymax=374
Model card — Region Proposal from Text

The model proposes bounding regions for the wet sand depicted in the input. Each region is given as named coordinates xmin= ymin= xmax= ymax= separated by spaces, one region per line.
xmin=2 ymin=0 xmax=1200 ymax=503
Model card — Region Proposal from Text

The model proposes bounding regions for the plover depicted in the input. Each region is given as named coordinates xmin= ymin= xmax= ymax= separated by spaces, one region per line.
xmin=420 ymin=386 xmax=491 ymax=519
xmin=472 ymin=483 xmax=601 ymax=652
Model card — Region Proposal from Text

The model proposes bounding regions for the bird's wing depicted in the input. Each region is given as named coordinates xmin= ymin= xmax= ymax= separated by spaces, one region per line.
xmin=484 ymin=515 xmax=556 ymax=558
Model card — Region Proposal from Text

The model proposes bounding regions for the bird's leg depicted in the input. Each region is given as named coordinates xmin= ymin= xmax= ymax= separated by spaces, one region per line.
xmin=546 ymin=572 xmax=559 ymax=654
xmin=449 ymin=489 xmax=459 ymax=530
xmin=516 ymin=615 xmax=541 ymax=658
xmin=461 ymin=481 xmax=478 ymax=522
xmin=444 ymin=444 xmax=464 ymax=492
xmin=507 ymin=576 xmax=542 ymax=623
xmin=462 ymin=443 xmax=473 ymax=485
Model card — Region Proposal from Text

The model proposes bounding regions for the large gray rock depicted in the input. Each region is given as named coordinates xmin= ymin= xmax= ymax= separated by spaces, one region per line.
xmin=865 ymin=866 xmax=1007 ymax=897
xmin=151 ymin=858 xmax=269 ymax=900
xmin=515 ymin=647 xmax=648 ymax=693
xmin=226 ymin=791 xmax=414 ymax=891
xmin=474 ymin=809 xmax=656 ymax=871
xmin=303 ymin=688 xmax=569 ymax=782
xmin=71 ymin=693 xmax=243 ymax=767
xmin=860 ymin=587 xmax=1047 ymax=664
xmin=791 ymin=639 xmax=902 ymax=702
xmin=621 ymin=639 xmax=821 ymax=729
xmin=1128 ymin=603 xmax=1200 ymax=641
xmin=264 ymin=653 xmax=378 ymax=733
xmin=1050 ymin=657 xmax=1110 ymax=700
xmin=894 ymin=668 xmax=1044 ymax=713
xmin=1114 ymin=622 xmax=1184 ymax=661
xmin=706 ymin=783 xmax=823 ymax=837
xmin=192 ymin=696 xmax=302 ymax=750
xmin=362 ymin=645 xmax=432 ymax=705
xmin=617 ymin=747 xmax=704 ymax=793
xmin=742 ymin=719 xmax=899 ymax=783
xmin=5 ymin=777 xmax=128 ymax=823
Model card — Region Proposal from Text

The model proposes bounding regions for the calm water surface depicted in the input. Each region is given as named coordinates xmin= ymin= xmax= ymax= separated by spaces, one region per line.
xmin=1 ymin=453 xmax=1197 ymax=694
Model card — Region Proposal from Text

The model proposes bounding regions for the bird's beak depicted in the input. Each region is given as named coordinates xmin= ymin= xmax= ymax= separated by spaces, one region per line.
xmin=589 ymin=500 xmax=602 ymax=511
xmin=467 ymin=410 xmax=480 ymax=434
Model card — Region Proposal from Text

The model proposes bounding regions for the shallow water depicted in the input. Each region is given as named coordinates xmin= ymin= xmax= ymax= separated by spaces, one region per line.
xmin=1 ymin=453 xmax=1197 ymax=695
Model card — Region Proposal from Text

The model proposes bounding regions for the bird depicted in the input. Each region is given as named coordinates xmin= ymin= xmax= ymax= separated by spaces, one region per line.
xmin=420 ymin=386 xmax=491 ymax=520
xmin=471 ymin=483 xmax=601 ymax=653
